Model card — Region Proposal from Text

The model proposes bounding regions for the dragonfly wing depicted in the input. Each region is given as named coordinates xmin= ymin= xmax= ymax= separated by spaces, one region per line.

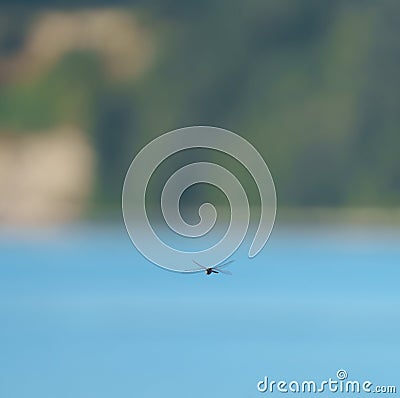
xmin=192 ymin=260 xmax=207 ymax=270
xmin=218 ymin=268 xmax=232 ymax=275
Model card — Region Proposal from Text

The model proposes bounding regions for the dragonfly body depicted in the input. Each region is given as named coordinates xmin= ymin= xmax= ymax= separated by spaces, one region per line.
xmin=192 ymin=260 xmax=234 ymax=275
xmin=205 ymin=268 xmax=219 ymax=275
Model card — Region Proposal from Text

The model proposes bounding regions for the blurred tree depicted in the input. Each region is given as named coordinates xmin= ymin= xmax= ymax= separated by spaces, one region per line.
xmin=1 ymin=1 xmax=399 ymax=212
xmin=91 ymin=87 xmax=140 ymax=207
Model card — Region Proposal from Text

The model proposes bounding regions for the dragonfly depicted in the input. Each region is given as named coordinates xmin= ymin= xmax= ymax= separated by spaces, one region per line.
xmin=192 ymin=259 xmax=234 ymax=275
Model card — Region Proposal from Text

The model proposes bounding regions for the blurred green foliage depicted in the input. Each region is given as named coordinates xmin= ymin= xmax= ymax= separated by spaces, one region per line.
xmin=0 ymin=52 xmax=103 ymax=130
xmin=1 ymin=0 xmax=399 ymax=209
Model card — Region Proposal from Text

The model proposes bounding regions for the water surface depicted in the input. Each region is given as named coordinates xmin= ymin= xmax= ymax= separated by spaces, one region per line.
xmin=0 ymin=224 xmax=399 ymax=397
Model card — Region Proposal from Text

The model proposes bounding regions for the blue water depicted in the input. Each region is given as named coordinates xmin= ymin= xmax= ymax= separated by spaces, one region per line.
xmin=0 ymin=224 xmax=399 ymax=397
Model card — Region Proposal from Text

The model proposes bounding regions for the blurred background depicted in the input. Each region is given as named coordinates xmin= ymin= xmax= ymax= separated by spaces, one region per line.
xmin=0 ymin=1 xmax=399 ymax=397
